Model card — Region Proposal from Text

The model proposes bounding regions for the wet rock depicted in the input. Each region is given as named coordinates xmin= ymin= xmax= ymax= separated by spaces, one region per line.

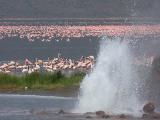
xmin=143 ymin=102 xmax=155 ymax=113
xmin=152 ymin=57 xmax=160 ymax=74
xmin=95 ymin=111 xmax=105 ymax=116
xmin=119 ymin=114 xmax=127 ymax=119
xmin=86 ymin=115 xmax=93 ymax=119
xmin=95 ymin=111 xmax=110 ymax=118
xmin=142 ymin=102 xmax=160 ymax=119
xmin=84 ymin=112 xmax=96 ymax=118
xmin=58 ymin=109 xmax=65 ymax=114
xmin=102 ymin=114 xmax=110 ymax=118
xmin=142 ymin=113 xmax=160 ymax=119
xmin=142 ymin=113 xmax=148 ymax=118
xmin=153 ymin=113 xmax=160 ymax=119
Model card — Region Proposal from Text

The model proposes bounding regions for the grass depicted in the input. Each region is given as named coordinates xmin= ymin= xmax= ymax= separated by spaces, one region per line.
xmin=0 ymin=72 xmax=85 ymax=91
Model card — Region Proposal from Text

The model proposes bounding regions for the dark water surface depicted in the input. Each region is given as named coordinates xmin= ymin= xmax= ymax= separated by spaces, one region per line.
xmin=0 ymin=37 xmax=99 ymax=61
xmin=0 ymin=94 xmax=77 ymax=120
xmin=1 ymin=37 xmax=160 ymax=61
xmin=0 ymin=94 xmax=145 ymax=120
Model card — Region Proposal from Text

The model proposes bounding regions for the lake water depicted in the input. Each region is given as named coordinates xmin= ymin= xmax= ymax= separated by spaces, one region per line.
xmin=1 ymin=37 xmax=160 ymax=62
xmin=0 ymin=37 xmax=99 ymax=61
xmin=0 ymin=94 xmax=145 ymax=120
xmin=0 ymin=94 xmax=79 ymax=120
xmin=0 ymin=24 xmax=160 ymax=119
xmin=0 ymin=24 xmax=160 ymax=61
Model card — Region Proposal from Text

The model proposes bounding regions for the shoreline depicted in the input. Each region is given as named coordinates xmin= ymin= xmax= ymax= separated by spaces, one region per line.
xmin=0 ymin=86 xmax=79 ymax=97
xmin=0 ymin=72 xmax=85 ymax=93
xmin=1 ymin=17 xmax=160 ymax=25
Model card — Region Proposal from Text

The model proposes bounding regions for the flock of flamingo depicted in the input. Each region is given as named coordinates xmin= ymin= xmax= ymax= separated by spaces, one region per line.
xmin=0 ymin=24 xmax=158 ymax=74
xmin=0 ymin=56 xmax=95 ymax=74
xmin=0 ymin=55 xmax=155 ymax=74
xmin=0 ymin=25 xmax=160 ymax=41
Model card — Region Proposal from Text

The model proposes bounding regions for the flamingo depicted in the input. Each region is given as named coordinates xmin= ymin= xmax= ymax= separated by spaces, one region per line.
xmin=22 ymin=65 xmax=29 ymax=73
xmin=22 ymin=68 xmax=28 ymax=73
xmin=28 ymin=68 xmax=34 ymax=74
xmin=46 ymin=68 xmax=53 ymax=72
xmin=4 ymin=69 xmax=11 ymax=74
xmin=0 ymin=63 xmax=8 ymax=69
xmin=8 ymin=65 xmax=16 ymax=69
xmin=8 ymin=61 xmax=16 ymax=66
xmin=34 ymin=64 xmax=40 ymax=71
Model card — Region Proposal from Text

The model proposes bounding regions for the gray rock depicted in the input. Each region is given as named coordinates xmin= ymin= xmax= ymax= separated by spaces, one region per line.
xmin=143 ymin=102 xmax=155 ymax=113
xmin=142 ymin=113 xmax=160 ymax=119
xmin=58 ymin=109 xmax=65 ymax=114
xmin=95 ymin=111 xmax=110 ymax=118
xmin=119 ymin=114 xmax=126 ymax=119
xmin=86 ymin=115 xmax=93 ymax=119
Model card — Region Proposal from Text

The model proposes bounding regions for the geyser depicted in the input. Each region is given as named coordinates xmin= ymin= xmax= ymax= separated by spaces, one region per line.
xmin=76 ymin=36 xmax=143 ymax=115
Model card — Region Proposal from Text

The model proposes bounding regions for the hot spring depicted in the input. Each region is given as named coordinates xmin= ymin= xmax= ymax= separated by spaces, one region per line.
xmin=75 ymin=36 xmax=146 ymax=116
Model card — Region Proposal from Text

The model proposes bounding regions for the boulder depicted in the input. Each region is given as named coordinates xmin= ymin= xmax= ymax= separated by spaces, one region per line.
xmin=143 ymin=102 xmax=155 ymax=113
xmin=152 ymin=57 xmax=160 ymax=74
xmin=85 ymin=112 xmax=96 ymax=118
xmin=119 ymin=114 xmax=127 ymax=119
xmin=95 ymin=111 xmax=105 ymax=116
xmin=95 ymin=111 xmax=110 ymax=118
xmin=58 ymin=109 xmax=65 ymax=114
xmin=86 ymin=115 xmax=93 ymax=119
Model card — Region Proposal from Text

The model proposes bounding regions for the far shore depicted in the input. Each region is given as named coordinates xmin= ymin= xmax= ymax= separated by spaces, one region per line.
xmin=1 ymin=17 xmax=160 ymax=25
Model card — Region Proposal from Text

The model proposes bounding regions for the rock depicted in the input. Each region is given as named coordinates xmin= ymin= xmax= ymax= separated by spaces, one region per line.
xmin=143 ymin=102 xmax=155 ymax=113
xmin=86 ymin=115 xmax=93 ymax=119
xmin=152 ymin=57 xmax=160 ymax=74
xmin=84 ymin=112 xmax=96 ymax=118
xmin=142 ymin=113 xmax=148 ymax=118
xmin=101 ymin=114 xmax=110 ymax=118
xmin=95 ymin=111 xmax=105 ymax=116
xmin=142 ymin=113 xmax=160 ymax=119
xmin=119 ymin=114 xmax=126 ymax=119
xmin=58 ymin=109 xmax=65 ymax=114
xmin=95 ymin=111 xmax=110 ymax=118
xmin=153 ymin=113 xmax=160 ymax=119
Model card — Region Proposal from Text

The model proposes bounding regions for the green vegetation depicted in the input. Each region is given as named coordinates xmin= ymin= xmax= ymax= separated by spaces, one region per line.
xmin=0 ymin=72 xmax=85 ymax=91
